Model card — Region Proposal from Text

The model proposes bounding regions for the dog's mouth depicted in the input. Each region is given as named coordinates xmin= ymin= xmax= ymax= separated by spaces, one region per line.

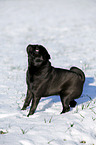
xmin=28 ymin=56 xmax=43 ymax=67
xmin=35 ymin=59 xmax=41 ymax=62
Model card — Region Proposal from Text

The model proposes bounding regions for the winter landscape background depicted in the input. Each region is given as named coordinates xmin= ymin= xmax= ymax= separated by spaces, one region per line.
xmin=0 ymin=0 xmax=96 ymax=145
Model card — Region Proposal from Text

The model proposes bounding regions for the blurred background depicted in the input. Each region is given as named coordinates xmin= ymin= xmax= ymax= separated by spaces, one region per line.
xmin=0 ymin=0 xmax=96 ymax=102
xmin=0 ymin=0 xmax=96 ymax=69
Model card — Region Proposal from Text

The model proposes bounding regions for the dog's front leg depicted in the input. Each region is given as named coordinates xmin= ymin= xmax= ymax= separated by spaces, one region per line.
xmin=27 ymin=96 xmax=41 ymax=117
xmin=21 ymin=89 xmax=33 ymax=110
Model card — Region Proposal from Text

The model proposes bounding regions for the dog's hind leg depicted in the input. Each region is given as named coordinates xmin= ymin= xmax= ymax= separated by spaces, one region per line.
xmin=21 ymin=90 xmax=33 ymax=110
xmin=60 ymin=92 xmax=78 ymax=114
xmin=60 ymin=93 xmax=70 ymax=114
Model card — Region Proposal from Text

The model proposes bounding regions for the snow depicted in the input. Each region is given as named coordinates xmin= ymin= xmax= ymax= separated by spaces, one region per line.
xmin=0 ymin=0 xmax=96 ymax=144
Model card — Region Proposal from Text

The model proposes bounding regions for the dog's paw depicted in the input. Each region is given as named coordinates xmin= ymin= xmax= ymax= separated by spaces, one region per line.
xmin=27 ymin=114 xmax=30 ymax=117
xmin=21 ymin=107 xmax=26 ymax=110
xmin=60 ymin=107 xmax=70 ymax=114
xmin=27 ymin=111 xmax=35 ymax=117
xmin=27 ymin=113 xmax=33 ymax=117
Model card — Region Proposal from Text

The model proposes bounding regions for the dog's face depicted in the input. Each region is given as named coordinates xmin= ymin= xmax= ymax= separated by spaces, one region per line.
xmin=27 ymin=44 xmax=50 ymax=67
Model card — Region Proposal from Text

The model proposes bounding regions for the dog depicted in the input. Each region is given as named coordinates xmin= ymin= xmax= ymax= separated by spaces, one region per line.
xmin=21 ymin=44 xmax=85 ymax=117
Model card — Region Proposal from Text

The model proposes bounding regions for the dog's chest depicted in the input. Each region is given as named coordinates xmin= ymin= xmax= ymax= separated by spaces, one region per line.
xmin=28 ymin=74 xmax=44 ymax=91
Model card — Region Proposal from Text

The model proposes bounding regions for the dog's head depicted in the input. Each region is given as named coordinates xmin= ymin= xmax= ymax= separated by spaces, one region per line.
xmin=27 ymin=44 xmax=51 ymax=67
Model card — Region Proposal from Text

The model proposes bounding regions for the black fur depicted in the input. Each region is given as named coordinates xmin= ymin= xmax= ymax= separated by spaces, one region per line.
xmin=21 ymin=44 xmax=85 ymax=117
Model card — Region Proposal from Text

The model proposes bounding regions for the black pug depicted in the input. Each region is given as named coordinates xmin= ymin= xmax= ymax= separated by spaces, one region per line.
xmin=21 ymin=44 xmax=85 ymax=117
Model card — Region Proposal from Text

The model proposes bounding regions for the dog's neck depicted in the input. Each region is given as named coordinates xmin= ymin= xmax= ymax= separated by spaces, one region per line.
xmin=28 ymin=61 xmax=52 ymax=75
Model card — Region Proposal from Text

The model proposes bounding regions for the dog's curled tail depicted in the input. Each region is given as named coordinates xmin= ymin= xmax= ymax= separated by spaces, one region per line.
xmin=70 ymin=67 xmax=85 ymax=83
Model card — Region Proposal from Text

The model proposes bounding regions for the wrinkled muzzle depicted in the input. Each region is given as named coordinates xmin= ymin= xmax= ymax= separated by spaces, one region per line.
xmin=28 ymin=55 xmax=44 ymax=67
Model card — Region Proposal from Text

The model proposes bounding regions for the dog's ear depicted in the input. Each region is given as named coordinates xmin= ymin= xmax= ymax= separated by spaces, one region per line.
xmin=44 ymin=49 xmax=51 ymax=60
xmin=40 ymin=45 xmax=51 ymax=60
xmin=26 ymin=44 xmax=32 ymax=54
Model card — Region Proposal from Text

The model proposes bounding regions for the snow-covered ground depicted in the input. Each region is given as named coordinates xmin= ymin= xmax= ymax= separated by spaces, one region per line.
xmin=0 ymin=0 xmax=96 ymax=144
